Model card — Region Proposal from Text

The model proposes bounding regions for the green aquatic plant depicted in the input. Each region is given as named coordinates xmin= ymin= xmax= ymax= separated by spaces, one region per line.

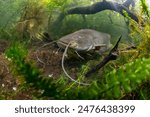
xmin=140 ymin=0 xmax=150 ymax=17
xmin=5 ymin=43 xmax=63 ymax=97
xmin=4 ymin=43 xmax=150 ymax=99
xmin=122 ymin=0 xmax=150 ymax=58
xmin=100 ymin=58 xmax=150 ymax=99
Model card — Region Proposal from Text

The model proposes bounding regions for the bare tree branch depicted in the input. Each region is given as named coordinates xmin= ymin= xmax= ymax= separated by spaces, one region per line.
xmin=85 ymin=35 xmax=122 ymax=77
xmin=54 ymin=0 xmax=138 ymax=26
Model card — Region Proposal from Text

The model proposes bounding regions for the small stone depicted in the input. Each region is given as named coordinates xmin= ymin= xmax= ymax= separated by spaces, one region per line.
xmin=12 ymin=87 xmax=17 ymax=91
xmin=48 ymin=74 xmax=53 ymax=78
xmin=2 ymin=84 xmax=5 ymax=87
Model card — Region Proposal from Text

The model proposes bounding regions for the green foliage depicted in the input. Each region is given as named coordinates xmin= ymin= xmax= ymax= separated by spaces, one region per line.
xmin=128 ymin=1 xmax=150 ymax=58
xmin=138 ymin=25 xmax=150 ymax=57
xmin=5 ymin=43 xmax=60 ymax=97
xmin=4 ymin=44 xmax=94 ymax=99
xmin=5 ymin=43 xmax=150 ymax=99
xmin=121 ymin=0 xmax=150 ymax=58
xmin=139 ymin=82 xmax=150 ymax=100
xmin=101 ymin=58 xmax=150 ymax=99
xmin=2 ymin=0 xmax=150 ymax=100
xmin=47 ymin=0 xmax=71 ymax=11
xmin=4 ymin=43 xmax=90 ymax=99
xmin=140 ymin=0 xmax=150 ymax=17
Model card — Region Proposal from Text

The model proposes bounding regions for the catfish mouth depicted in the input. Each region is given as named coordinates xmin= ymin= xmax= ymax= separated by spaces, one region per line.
xmin=57 ymin=40 xmax=68 ymax=46
xmin=57 ymin=40 xmax=83 ymax=50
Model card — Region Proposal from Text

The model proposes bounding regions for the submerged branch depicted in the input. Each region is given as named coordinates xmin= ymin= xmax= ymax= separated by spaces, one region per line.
xmin=85 ymin=36 xmax=122 ymax=77
xmin=54 ymin=0 xmax=138 ymax=26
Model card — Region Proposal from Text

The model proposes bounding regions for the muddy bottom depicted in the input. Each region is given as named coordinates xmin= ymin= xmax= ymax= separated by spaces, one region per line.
xmin=0 ymin=39 xmax=99 ymax=99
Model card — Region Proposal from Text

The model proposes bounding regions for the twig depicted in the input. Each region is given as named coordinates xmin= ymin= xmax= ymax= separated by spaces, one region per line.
xmin=85 ymin=36 xmax=122 ymax=77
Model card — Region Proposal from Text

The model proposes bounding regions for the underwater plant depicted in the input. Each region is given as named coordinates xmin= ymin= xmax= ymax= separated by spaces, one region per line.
xmin=4 ymin=41 xmax=150 ymax=99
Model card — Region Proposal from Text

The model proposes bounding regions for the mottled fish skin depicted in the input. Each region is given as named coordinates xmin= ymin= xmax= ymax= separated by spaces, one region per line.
xmin=57 ymin=29 xmax=112 ymax=54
